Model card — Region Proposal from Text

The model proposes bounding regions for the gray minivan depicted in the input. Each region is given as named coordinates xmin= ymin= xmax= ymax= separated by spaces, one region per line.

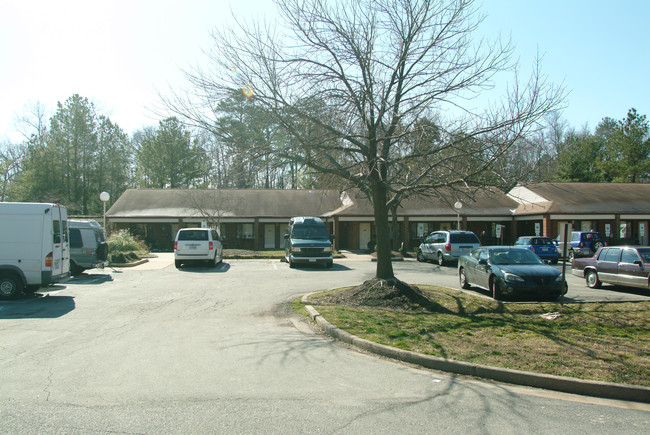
xmin=68 ymin=219 xmax=109 ymax=275
xmin=283 ymin=217 xmax=334 ymax=268
xmin=417 ymin=230 xmax=481 ymax=266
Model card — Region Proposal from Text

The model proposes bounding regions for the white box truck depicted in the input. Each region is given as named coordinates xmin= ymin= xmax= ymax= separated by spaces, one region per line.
xmin=0 ymin=202 xmax=70 ymax=299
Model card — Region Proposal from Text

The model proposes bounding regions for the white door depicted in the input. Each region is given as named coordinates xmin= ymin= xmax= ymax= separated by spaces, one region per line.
xmin=359 ymin=223 xmax=371 ymax=250
xmin=264 ymin=224 xmax=276 ymax=249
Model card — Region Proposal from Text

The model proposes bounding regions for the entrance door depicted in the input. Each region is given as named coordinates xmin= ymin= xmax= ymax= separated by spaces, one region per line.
xmin=359 ymin=223 xmax=371 ymax=250
xmin=640 ymin=222 xmax=648 ymax=245
xmin=264 ymin=224 xmax=276 ymax=249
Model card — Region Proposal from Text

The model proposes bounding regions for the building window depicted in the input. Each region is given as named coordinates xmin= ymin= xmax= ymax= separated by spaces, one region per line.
xmin=237 ymin=223 xmax=254 ymax=239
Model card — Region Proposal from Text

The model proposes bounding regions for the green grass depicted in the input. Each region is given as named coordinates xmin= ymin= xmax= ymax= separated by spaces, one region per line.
xmin=298 ymin=286 xmax=650 ymax=386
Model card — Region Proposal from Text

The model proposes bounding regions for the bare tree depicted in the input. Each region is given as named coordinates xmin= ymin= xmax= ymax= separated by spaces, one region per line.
xmin=166 ymin=0 xmax=564 ymax=281
xmin=0 ymin=141 xmax=26 ymax=201
xmin=186 ymin=189 xmax=241 ymax=232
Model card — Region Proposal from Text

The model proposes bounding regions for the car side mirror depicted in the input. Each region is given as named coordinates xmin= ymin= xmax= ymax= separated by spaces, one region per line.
xmin=284 ymin=233 xmax=289 ymax=239
xmin=634 ymin=260 xmax=643 ymax=266
xmin=478 ymin=258 xmax=487 ymax=265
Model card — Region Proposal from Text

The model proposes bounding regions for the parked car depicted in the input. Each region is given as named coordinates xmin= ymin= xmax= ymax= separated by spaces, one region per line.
xmin=513 ymin=236 xmax=560 ymax=264
xmin=417 ymin=230 xmax=481 ymax=266
xmin=554 ymin=231 xmax=606 ymax=261
xmin=174 ymin=228 xmax=223 ymax=268
xmin=458 ymin=246 xmax=567 ymax=301
xmin=284 ymin=216 xmax=334 ymax=268
xmin=571 ymin=246 xmax=650 ymax=290
xmin=0 ymin=202 xmax=69 ymax=299
xmin=68 ymin=219 xmax=109 ymax=275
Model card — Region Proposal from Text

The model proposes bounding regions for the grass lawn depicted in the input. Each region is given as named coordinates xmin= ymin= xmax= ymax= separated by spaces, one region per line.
xmin=300 ymin=286 xmax=650 ymax=387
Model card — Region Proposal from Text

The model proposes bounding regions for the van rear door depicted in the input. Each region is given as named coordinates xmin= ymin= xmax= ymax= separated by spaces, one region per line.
xmin=176 ymin=230 xmax=211 ymax=258
xmin=49 ymin=205 xmax=69 ymax=279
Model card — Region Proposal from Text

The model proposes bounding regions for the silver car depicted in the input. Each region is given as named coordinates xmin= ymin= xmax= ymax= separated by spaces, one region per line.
xmin=417 ymin=230 xmax=481 ymax=266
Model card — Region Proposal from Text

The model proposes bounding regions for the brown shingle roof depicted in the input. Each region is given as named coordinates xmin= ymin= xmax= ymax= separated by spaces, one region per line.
xmin=327 ymin=188 xmax=518 ymax=217
xmin=516 ymin=182 xmax=650 ymax=214
xmin=106 ymin=189 xmax=345 ymax=219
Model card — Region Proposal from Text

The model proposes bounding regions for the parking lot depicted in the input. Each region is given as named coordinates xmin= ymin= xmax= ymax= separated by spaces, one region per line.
xmin=111 ymin=252 xmax=650 ymax=303
xmin=1 ymin=253 xmax=648 ymax=433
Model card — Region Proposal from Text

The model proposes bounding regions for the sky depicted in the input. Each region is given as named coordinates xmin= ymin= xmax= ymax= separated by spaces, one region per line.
xmin=0 ymin=0 xmax=648 ymax=143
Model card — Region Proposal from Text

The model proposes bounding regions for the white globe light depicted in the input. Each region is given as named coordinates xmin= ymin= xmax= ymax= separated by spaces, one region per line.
xmin=100 ymin=191 xmax=110 ymax=202
xmin=454 ymin=201 xmax=462 ymax=209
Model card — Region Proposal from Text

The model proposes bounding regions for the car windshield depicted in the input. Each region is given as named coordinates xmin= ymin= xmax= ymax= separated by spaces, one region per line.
xmin=490 ymin=249 xmax=543 ymax=265
xmin=449 ymin=233 xmax=479 ymax=243
xmin=291 ymin=226 xmax=330 ymax=239
xmin=178 ymin=230 xmax=209 ymax=241
xmin=637 ymin=248 xmax=650 ymax=263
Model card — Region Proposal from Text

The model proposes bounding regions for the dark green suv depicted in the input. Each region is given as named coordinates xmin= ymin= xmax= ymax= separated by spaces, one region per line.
xmin=283 ymin=217 xmax=334 ymax=268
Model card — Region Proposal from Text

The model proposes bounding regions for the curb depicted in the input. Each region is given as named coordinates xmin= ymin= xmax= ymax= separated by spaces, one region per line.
xmin=109 ymin=259 xmax=149 ymax=268
xmin=303 ymin=303 xmax=650 ymax=404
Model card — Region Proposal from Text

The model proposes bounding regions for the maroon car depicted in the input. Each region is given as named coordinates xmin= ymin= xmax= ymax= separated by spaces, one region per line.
xmin=571 ymin=246 xmax=650 ymax=290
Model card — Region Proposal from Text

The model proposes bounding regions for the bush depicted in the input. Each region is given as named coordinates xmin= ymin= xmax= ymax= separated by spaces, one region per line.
xmin=108 ymin=230 xmax=148 ymax=253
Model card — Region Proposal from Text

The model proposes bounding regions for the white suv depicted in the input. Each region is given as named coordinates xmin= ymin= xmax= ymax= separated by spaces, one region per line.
xmin=417 ymin=230 xmax=481 ymax=266
xmin=174 ymin=228 xmax=223 ymax=268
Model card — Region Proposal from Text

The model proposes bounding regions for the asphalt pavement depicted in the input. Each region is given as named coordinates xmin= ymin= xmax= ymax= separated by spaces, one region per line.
xmin=1 ymin=252 xmax=648 ymax=434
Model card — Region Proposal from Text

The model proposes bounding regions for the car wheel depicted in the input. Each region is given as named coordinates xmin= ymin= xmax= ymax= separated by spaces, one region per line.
xmin=175 ymin=260 xmax=182 ymax=269
xmin=490 ymin=276 xmax=503 ymax=300
xmin=568 ymin=249 xmax=575 ymax=262
xmin=592 ymin=241 xmax=603 ymax=253
xmin=0 ymin=274 xmax=23 ymax=299
xmin=70 ymin=262 xmax=85 ymax=276
xmin=550 ymin=258 xmax=559 ymax=265
xmin=585 ymin=270 xmax=602 ymax=289
xmin=459 ymin=268 xmax=471 ymax=289
xmin=417 ymin=250 xmax=425 ymax=262
xmin=437 ymin=252 xmax=445 ymax=266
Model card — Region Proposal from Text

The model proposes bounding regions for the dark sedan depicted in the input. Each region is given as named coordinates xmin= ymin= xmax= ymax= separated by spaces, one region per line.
xmin=458 ymin=246 xmax=567 ymax=301
xmin=571 ymin=246 xmax=650 ymax=290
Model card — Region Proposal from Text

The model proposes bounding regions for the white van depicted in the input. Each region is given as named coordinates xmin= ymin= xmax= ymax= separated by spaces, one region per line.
xmin=174 ymin=228 xmax=223 ymax=268
xmin=0 ymin=202 xmax=70 ymax=299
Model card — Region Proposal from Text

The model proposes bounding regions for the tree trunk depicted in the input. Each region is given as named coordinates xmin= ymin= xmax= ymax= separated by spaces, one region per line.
xmin=372 ymin=182 xmax=395 ymax=280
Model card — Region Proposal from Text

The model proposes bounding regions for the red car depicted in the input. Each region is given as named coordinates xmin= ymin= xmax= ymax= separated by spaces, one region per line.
xmin=571 ymin=246 xmax=650 ymax=290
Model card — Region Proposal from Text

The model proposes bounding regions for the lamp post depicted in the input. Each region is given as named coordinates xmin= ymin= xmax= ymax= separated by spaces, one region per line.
xmin=454 ymin=201 xmax=463 ymax=230
xmin=100 ymin=191 xmax=110 ymax=229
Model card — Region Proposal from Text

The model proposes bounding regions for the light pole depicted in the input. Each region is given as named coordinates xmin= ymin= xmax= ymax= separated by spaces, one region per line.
xmin=454 ymin=201 xmax=463 ymax=230
xmin=100 ymin=191 xmax=110 ymax=229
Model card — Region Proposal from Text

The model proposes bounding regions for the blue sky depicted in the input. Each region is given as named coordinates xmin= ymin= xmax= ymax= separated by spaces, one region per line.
xmin=0 ymin=0 xmax=647 ymax=143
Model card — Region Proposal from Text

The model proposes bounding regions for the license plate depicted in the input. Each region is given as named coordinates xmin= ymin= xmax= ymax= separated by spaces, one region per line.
xmin=188 ymin=245 xmax=198 ymax=250
xmin=309 ymin=259 xmax=316 ymax=262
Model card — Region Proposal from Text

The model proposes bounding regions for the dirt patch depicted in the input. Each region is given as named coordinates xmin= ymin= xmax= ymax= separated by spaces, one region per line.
xmin=314 ymin=278 xmax=449 ymax=313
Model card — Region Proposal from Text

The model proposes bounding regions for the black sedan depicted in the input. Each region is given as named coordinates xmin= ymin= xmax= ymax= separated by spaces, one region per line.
xmin=458 ymin=247 xmax=567 ymax=301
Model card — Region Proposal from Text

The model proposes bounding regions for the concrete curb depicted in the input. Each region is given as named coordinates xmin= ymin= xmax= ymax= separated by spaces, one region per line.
xmin=109 ymin=259 xmax=149 ymax=268
xmin=304 ymin=303 xmax=650 ymax=404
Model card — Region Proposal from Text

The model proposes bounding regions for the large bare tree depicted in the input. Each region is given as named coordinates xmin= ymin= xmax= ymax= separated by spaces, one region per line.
xmin=166 ymin=0 xmax=564 ymax=281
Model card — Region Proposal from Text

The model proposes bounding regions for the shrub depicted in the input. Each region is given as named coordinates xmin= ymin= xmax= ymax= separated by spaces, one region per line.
xmin=108 ymin=230 xmax=148 ymax=253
